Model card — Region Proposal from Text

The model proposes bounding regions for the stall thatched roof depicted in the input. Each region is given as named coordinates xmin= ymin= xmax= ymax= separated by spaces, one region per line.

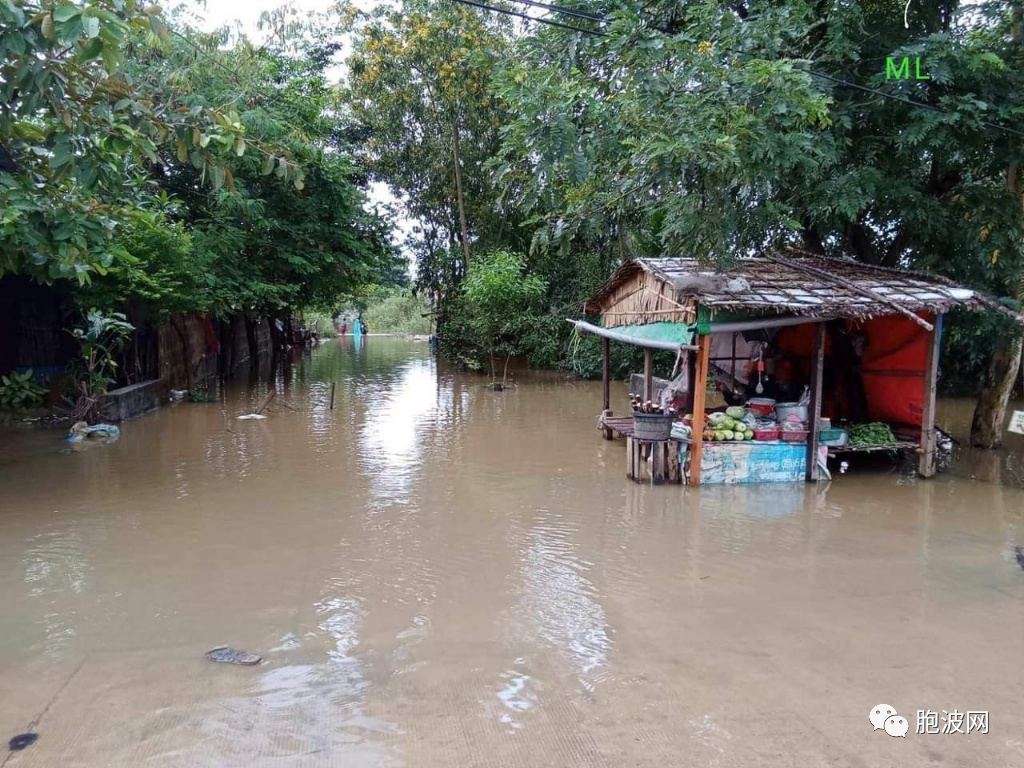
xmin=583 ymin=251 xmax=1023 ymax=325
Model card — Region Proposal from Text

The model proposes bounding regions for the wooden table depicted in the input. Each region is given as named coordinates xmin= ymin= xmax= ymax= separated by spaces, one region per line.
xmin=599 ymin=413 xmax=684 ymax=485
xmin=626 ymin=436 xmax=683 ymax=485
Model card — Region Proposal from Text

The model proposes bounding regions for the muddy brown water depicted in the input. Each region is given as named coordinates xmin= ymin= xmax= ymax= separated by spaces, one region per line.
xmin=1 ymin=338 xmax=1023 ymax=767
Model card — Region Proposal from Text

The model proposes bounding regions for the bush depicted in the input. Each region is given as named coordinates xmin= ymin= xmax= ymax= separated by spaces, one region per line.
xmin=0 ymin=369 xmax=48 ymax=408
xmin=460 ymin=251 xmax=547 ymax=384
xmin=362 ymin=287 xmax=433 ymax=335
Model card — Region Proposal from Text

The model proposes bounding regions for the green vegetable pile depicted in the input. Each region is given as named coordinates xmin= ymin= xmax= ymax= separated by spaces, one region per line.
xmin=848 ymin=422 xmax=897 ymax=447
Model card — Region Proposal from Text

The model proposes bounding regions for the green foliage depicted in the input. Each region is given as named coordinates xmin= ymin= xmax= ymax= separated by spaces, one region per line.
xmin=307 ymin=312 xmax=338 ymax=338
xmin=459 ymin=250 xmax=547 ymax=381
xmin=135 ymin=19 xmax=400 ymax=316
xmin=360 ymin=287 xmax=432 ymax=335
xmin=0 ymin=370 xmax=48 ymax=408
xmin=0 ymin=0 xmax=301 ymax=283
xmin=78 ymin=210 xmax=210 ymax=319
xmin=342 ymin=0 xmax=521 ymax=265
xmin=939 ymin=308 xmax=1023 ymax=397
xmin=488 ymin=0 xmax=1024 ymax=285
xmin=69 ymin=309 xmax=135 ymax=401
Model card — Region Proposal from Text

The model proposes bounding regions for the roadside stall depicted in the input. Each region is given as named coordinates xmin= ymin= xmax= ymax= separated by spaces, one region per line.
xmin=571 ymin=251 xmax=1023 ymax=486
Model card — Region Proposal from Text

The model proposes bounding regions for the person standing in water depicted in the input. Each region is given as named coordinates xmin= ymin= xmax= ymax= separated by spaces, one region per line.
xmin=339 ymin=320 xmax=347 ymax=336
xmin=359 ymin=318 xmax=367 ymax=335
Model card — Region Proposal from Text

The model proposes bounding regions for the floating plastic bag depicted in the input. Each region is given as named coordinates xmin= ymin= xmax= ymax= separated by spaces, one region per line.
xmin=67 ymin=422 xmax=120 ymax=442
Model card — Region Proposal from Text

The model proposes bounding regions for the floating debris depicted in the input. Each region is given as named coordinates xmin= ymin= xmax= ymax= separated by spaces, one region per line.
xmin=206 ymin=647 xmax=261 ymax=665
xmin=235 ymin=414 xmax=268 ymax=421
xmin=9 ymin=733 xmax=38 ymax=751
xmin=66 ymin=421 xmax=120 ymax=443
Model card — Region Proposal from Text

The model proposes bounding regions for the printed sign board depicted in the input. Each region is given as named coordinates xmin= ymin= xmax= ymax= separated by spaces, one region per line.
xmin=699 ymin=441 xmax=806 ymax=485
xmin=1008 ymin=411 xmax=1024 ymax=436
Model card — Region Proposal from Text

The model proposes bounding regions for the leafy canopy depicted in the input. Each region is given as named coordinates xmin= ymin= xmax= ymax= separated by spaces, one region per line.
xmin=0 ymin=0 xmax=303 ymax=283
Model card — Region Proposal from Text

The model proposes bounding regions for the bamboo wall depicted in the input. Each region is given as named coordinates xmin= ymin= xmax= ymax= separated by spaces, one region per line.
xmin=599 ymin=269 xmax=698 ymax=328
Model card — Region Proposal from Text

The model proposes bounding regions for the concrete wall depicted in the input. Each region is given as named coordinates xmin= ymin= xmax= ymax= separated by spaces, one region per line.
xmin=98 ymin=379 xmax=164 ymax=422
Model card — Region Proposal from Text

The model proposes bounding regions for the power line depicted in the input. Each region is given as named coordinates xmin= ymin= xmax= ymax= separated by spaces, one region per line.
xmin=460 ymin=0 xmax=1024 ymax=141
xmin=805 ymin=70 xmax=1024 ymax=139
xmin=452 ymin=0 xmax=605 ymax=35
xmin=498 ymin=0 xmax=605 ymax=22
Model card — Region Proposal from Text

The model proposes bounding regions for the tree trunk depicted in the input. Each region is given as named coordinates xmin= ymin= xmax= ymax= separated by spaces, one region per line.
xmin=971 ymin=5 xmax=1023 ymax=448
xmin=970 ymin=338 xmax=1022 ymax=448
xmin=451 ymin=121 xmax=471 ymax=268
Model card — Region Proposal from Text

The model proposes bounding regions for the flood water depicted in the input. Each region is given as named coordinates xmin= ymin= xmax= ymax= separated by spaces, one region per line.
xmin=1 ymin=338 xmax=1023 ymax=767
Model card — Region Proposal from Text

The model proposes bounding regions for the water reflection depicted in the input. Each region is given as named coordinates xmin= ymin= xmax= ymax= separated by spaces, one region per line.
xmin=496 ymin=661 xmax=535 ymax=731
xmin=690 ymin=483 xmax=810 ymax=554
xmin=358 ymin=360 xmax=438 ymax=503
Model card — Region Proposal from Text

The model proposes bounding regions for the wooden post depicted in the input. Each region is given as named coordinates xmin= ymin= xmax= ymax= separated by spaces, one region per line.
xmin=643 ymin=347 xmax=653 ymax=402
xmin=919 ymin=314 xmax=942 ymax=478
xmin=601 ymin=337 xmax=611 ymax=411
xmin=806 ymin=323 xmax=826 ymax=481
xmin=601 ymin=337 xmax=613 ymax=440
xmin=651 ymin=441 xmax=665 ymax=485
xmin=330 ymin=382 xmax=336 ymax=410
xmin=689 ymin=334 xmax=711 ymax=486
xmin=666 ymin=440 xmax=681 ymax=484
xmin=730 ymin=333 xmax=737 ymax=391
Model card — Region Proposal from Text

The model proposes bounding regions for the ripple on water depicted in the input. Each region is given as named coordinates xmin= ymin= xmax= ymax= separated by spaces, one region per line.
xmin=509 ymin=509 xmax=612 ymax=679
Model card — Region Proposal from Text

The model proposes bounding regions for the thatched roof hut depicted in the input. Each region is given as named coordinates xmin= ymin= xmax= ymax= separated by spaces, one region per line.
xmin=576 ymin=250 xmax=1023 ymax=486
xmin=582 ymin=252 xmax=1021 ymax=330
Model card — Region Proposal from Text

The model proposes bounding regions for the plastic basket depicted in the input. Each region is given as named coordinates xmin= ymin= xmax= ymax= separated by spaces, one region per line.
xmin=780 ymin=429 xmax=809 ymax=443
xmin=754 ymin=427 xmax=781 ymax=441
xmin=632 ymin=412 xmax=674 ymax=440
xmin=819 ymin=428 xmax=847 ymax=446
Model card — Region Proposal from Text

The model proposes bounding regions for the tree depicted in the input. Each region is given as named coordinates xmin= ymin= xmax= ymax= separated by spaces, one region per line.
xmin=0 ymin=0 xmax=300 ymax=283
xmin=491 ymin=0 xmax=1024 ymax=442
xmin=121 ymin=13 xmax=401 ymax=319
xmin=461 ymin=250 xmax=547 ymax=387
xmin=342 ymin=0 xmax=515 ymax=269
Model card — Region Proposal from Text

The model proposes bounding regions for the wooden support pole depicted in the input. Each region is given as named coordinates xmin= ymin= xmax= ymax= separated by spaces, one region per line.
xmin=730 ymin=333 xmax=737 ymax=390
xmin=643 ymin=347 xmax=654 ymax=402
xmin=919 ymin=314 xmax=942 ymax=478
xmin=601 ymin=337 xmax=613 ymax=440
xmin=601 ymin=337 xmax=611 ymax=412
xmin=806 ymin=323 xmax=826 ymax=481
xmin=651 ymin=441 xmax=665 ymax=485
xmin=330 ymin=382 xmax=336 ymax=410
xmin=689 ymin=334 xmax=711 ymax=486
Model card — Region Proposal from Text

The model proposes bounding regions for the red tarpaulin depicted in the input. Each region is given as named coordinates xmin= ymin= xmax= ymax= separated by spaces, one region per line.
xmin=773 ymin=313 xmax=936 ymax=428
xmin=860 ymin=313 xmax=935 ymax=428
